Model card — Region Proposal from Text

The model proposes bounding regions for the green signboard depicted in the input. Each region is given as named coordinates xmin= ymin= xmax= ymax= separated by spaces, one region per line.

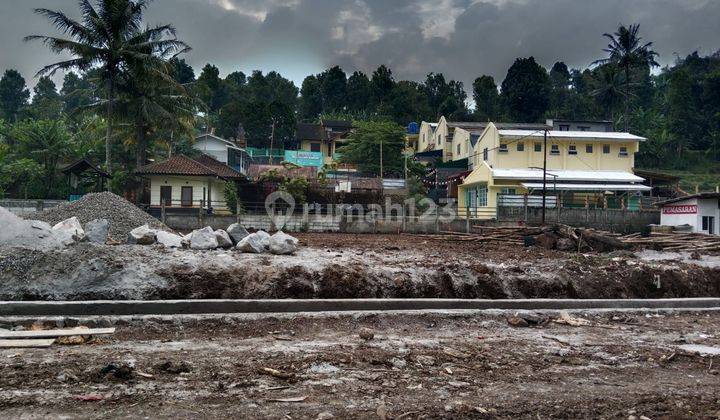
xmin=284 ymin=150 xmax=324 ymax=168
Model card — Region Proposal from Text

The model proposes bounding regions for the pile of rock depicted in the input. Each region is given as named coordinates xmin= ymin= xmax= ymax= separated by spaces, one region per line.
xmin=29 ymin=192 xmax=170 ymax=240
xmin=126 ymin=222 xmax=300 ymax=255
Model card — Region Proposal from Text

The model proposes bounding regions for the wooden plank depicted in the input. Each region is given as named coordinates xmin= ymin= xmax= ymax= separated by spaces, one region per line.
xmin=0 ymin=328 xmax=115 ymax=339
xmin=0 ymin=339 xmax=55 ymax=348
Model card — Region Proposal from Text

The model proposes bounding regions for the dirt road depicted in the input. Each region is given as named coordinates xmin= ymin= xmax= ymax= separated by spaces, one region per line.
xmin=1 ymin=310 xmax=719 ymax=418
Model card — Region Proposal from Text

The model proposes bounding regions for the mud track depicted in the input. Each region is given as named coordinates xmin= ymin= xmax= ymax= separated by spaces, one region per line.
xmin=1 ymin=233 xmax=719 ymax=301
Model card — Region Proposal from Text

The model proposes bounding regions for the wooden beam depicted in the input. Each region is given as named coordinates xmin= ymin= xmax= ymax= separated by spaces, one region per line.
xmin=0 ymin=339 xmax=55 ymax=348
xmin=0 ymin=328 xmax=115 ymax=339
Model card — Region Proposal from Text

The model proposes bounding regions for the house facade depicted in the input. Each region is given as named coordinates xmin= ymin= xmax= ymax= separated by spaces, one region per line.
xmin=193 ymin=133 xmax=250 ymax=175
xmin=136 ymin=154 xmax=245 ymax=213
xmin=296 ymin=119 xmax=353 ymax=167
xmin=458 ymin=122 xmax=649 ymax=219
xmin=658 ymin=193 xmax=720 ymax=235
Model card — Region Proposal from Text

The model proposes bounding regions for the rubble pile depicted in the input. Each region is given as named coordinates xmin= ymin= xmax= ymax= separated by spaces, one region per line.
xmin=29 ymin=192 xmax=169 ymax=240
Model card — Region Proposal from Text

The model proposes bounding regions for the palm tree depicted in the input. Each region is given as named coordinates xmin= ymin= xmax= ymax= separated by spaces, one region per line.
xmin=590 ymin=64 xmax=630 ymax=130
xmin=25 ymin=0 xmax=190 ymax=177
xmin=593 ymin=24 xmax=659 ymax=131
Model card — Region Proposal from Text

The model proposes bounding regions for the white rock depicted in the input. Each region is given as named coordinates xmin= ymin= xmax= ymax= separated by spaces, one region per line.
xmin=52 ymin=217 xmax=86 ymax=243
xmin=236 ymin=232 xmax=266 ymax=253
xmin=127 ymin=224 xmax=157 ymax=245
xmin=255 ymin=230 xmax=271 ymax=249
xmin=215 ymin=229 xmax=233 ymax=248
xmin=190 ymin=226 xmax=218 ymax=250
xmin=226 ymin=223 xmax=249 ymax=244
xmin=156 ymin=231 xmax=184 ymax=248
xmin=84 ymin=219 xmax=109 ymax=243
xmin=0 ymin=207 xmax=65 ymax=250
xmin=269 ymin=231 xmax=299 ymax=255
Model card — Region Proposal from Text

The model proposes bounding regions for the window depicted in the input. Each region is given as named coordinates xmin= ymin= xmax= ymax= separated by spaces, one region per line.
xmin=702 ymin=216 xmax=715 ymax=234
xmin=468 ymin=185 xmax=489 ymax=207
xmin=483 ymin=148 xmax=488 ymax=161
xmin=559 ymin=124 xmax=570 ymax=131
xmin=603 ymin=144 xmax=611 ymax=154
xmin=457 ymin=144 xmax=461 ymax=155
xmin=534 ymin=142 xmax=542 ymax=152
xmin=517 ymin=142 xmax=524 ymax=152
xmin=438 ymin=134 xmax=442 ymax=145
xmin=619 ymin=146 xmax=628 ymax=157
xmin=310 ymin=142 xmax=321 ymax=152
xmin=501 ymin=187 xmax=516 ymax=195
xmin=550 ymin=144 xmax=560 ymax=155
xmin=568 ymin=145 xmax=577 ymax=155
xmin=499 ymin=143 xmax=508 ymax=153
xmin=578 ymin=126 xmax=591 ymax=131
xmin=586 ymin=144 xmax=593 ymax=153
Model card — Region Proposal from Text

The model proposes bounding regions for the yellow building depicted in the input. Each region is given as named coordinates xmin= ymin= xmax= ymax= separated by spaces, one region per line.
xmin=458 ymin=123 xmax=650 ymax=219
xmin=296 ymin=120 xmax=353 ymax=166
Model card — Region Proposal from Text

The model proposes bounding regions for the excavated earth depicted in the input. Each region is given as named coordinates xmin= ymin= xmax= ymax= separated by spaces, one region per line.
xmin=1 ymin=233 xmax=719 ymax=301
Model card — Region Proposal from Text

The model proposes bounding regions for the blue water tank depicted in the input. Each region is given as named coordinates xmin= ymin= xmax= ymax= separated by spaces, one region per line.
xmin=407 ymin=122 xmax=419 ymax=134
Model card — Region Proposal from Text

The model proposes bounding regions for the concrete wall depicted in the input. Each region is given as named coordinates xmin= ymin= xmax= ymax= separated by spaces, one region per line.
xmin=0 ymin=199 xmax=67 ymax=216
xmin=498 ymin=206 xmax=660 ymax=233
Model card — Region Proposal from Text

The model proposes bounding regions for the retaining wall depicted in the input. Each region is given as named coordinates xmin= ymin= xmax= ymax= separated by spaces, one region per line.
xmin=498 ymin=206 xmax=660 ymax=233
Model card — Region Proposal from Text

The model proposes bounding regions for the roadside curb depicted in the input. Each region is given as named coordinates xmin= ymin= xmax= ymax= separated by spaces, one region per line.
xmin=1 ymin=298 xmax=719 ymax=316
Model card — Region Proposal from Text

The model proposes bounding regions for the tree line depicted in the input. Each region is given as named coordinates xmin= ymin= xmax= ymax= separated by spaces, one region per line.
xmin=0 ymin=0 xmax=719 ymax=200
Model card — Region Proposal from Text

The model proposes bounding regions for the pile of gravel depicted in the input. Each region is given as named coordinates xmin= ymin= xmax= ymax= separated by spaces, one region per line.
xmin=29 ymin=192 xmax=170 ymax=240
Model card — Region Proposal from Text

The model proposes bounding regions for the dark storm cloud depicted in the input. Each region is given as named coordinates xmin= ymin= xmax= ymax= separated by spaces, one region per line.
xmin=2 ymin=0 xmax=719 ymax=91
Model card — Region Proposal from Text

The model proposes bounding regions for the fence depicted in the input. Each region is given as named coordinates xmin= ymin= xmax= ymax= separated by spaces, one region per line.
xmin=0 ymin=199 xmax=67 ymax=216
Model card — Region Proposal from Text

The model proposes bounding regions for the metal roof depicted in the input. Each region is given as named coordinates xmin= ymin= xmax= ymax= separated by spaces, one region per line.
xmin=656 ymin=192 xmax=720 ymax=206
xmin=492 ymin=169 xmax=645 ymax=183
xmin=498 ymin=130 xmax=646 ymax=141
xmin=521 ymin=182 xmax=650 ymax=191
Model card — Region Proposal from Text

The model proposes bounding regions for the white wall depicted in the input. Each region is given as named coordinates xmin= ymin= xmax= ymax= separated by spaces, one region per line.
xmin=149 ymin=175 xmax=229 ymax=210
xmin=661 ymin=197 xmax=720 ymax=234
xmin=193 ymin=137 xmax=229 ymax=163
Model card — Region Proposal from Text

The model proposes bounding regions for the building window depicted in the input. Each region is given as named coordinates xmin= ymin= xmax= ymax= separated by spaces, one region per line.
xmin=438 ymin=134 xmax=442 ymax=145
xmin=550 ymin=144 xmax=560 ymax=155
xmin=619 ymin=146 xmax=628 ymax=157
xmin=499 ymin=143 xmax=508 ymax=153
xmin=160 ymin=186 xmax=172 ymax=206
xmin=457 ymin=144 xmax=461 ymax=155
xmin=578 ymin=126 xmax=590 ymax=131
xmin=310 ymin=142 xmax=321 ymax=152
xmin=603 ymin=144 xmax=611 ymax=154
xmin=586 ymin=144 xmax=593 ymax=153
xmin=703 ymin=216 xmax=715 ymax=234
xmin=517 ymin=142 xmax=524 ymax=152
xmin=469 ymin=185 xmax=489 ymax=207
xmin=534 ymin=142 xmax=542 ymax=152
xmin=483 ymin=148 xmax=488 ymax=161
xmin=559 ymin=125 xmax=570 ymax=131
xmin=501 ymin=187 xmax=516 ymax=195
xmin=568 ymin=145 xmax=577 ymax=155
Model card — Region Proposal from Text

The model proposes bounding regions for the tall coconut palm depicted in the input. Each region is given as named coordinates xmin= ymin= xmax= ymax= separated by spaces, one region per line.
xmin=590 ymin=64 xmax=629 ymax=130
xmin=25 ymin=0 xmax=189 ymax=177
xmin=593 ymin=24 xmax=659 ymax=131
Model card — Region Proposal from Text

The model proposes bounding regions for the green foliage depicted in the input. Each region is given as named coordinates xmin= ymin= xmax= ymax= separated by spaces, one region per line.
xmin=279 ymin=177 xmax=309 ymax=204
xmin=472 ymin=75 xmax=500 ymax=121
xmin=0 ymin=70 xmax=30 ymax=122
xmin=223 ymin=181 xmax=241 ymax=214
xmin=501 ymin=57 xmax=552 ymax=122
xmin=338 ymin=120 xmax=406 ymax=177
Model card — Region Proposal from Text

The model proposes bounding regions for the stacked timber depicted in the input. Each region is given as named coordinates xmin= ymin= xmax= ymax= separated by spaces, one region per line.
xmin=618 ymin=231 xmax=720 ymax=252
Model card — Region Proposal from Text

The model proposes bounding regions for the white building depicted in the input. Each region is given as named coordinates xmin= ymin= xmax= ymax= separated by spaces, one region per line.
xmin=658 ymin=193 xmax=720 ymax=235
xmin=193 ymin=133 xmax=250 ymax=175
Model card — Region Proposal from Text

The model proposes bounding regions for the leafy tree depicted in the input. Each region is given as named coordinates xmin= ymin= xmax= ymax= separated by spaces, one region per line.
xmin=317 ymin=66 xmax=347 ymax=113
xmin=500 ymin=57 xmax=551 ymax=122
xmin=27 ymin=76 xmax=64 ymax=120
xmin=299 ymin=75 xmax=322 ymax=120
xmin=472 ymin=75 xmax=500 ymax=121
xmin=0 ymin=69 xmax=30 ymax=122
xmin=61 ymin=72 xmax=95 ymax=115
xmin=371 ymin=65 xmax=395 ymax=107
xmin=548 ymin=62 xmax=571 ymax=118
xmin=666 ymin=69 xmax=698 ymax=156
xmin=346 ymin=71 xmax=371 ymax=113
xmin=27 ymin=0 xmax=190 ymax=174
xmin=195 ymin=64 xmax=227 ymax=113
xmin=0 ymin=158 xmax=44 ymax=199
xmin=378 ymin=81 xmax=430 ymax=125
xmin=169 ymin=57 xmax=195 ymax=84
xmin=422 ymin=73 xmax=468 ymax=120
xmin=590 ymin=64 xmax=626 ymax=127
xmin=593 ymin=24 xmax=659 ymax=130
xmin=338 ymin=120 xmax=405 ymax=177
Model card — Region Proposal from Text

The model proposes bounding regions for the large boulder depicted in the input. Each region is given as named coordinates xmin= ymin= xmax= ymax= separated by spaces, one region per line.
xmin=52 ymin=217 xmax=86 ymax=244
xmin=156 ymin=230 xmax=184 ymax=248
xmin=127 ymin=224 xmax=157 ymax=245
xmin=215 ymin=229 xmax=233 ymax=248
xmin=236 ymin=232 xmax=266 ymax=253
xmin=226 ymin=223 xmax=249 ymax=244
xmin=269 ymin=231 xmax=299 ymax=255
xmin=84 ymin=219 xmax=109 ymax=243
xmin=255 ymin=230 xmax=271 ymax=250
xmin=190 ymin=226 xmax=218 ymax=250
xmin=0 ymin=207 xmax=65 ymax=250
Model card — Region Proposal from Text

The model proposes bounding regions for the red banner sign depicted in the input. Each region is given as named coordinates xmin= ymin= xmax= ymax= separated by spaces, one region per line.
xmin=662 ymin=205 xmax=697 ymax=214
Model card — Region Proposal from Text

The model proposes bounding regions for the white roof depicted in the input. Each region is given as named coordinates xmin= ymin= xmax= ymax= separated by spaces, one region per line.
xmin=498 ymin=130 xmax=646 ymax=141
xmin=492 ymin=168 xmax=645 ymax=183
xmin=521 ymin=182 xmax=650 ymax=191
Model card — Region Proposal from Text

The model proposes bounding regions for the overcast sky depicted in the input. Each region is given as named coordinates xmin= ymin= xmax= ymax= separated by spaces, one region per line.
xmin=2 ymin=0 xmax=719 ymax=91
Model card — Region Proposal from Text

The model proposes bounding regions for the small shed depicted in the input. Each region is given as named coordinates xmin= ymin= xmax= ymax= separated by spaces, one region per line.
xmin=657 ymin=193 xmax=720 ymax=235
xmin=60 ymin=159 xmax=111 ymax=200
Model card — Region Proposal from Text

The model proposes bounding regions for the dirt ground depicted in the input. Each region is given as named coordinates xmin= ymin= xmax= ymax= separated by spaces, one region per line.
xmin=2 ymin=232 xmax=720 ymax=301
xmin=0 ymin=310 xmax=719 ymax=419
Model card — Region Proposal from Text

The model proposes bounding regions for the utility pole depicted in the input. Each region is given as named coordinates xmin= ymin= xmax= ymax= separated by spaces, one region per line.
xmin=379 ymin=137 xmax=383 ymax=181
xmin=541 ymin=129 xmax=548 ymax=225
xmin=268 ymin=118 xmax=276 ymax=165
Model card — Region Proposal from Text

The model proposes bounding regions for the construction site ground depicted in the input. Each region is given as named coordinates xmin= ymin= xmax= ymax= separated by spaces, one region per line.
xmin=2 ymin=233 xmax=720 ymax=301
xmin=0 ymin=310 xmax=719 ymax=418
